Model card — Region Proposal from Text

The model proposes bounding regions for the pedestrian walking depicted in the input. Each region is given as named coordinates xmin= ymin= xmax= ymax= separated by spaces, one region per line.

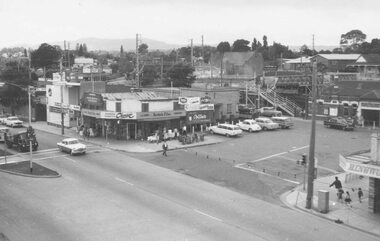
xmin=162 ymin=141 xmax=168 ymax=156
xmin=329 ymin=176 xmax=343 ymax=201
xmin=358 ymin=187 xmax=363 ymax=203
xmin=344 ymin=191 xmax=352 ymax=207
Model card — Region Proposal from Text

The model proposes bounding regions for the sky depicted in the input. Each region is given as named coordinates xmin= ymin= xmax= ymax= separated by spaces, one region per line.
xmin=0 ymin=0 xmax=379 ymax=49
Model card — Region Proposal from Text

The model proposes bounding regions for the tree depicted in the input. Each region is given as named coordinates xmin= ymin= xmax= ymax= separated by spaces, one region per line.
xmin=138 ymin=43 xmax=149 ymax=54
xmin=300 ymin=44 xmax=315 ymax=56
xmin=232 ymin=39 xmax=250 ymax=52
xmin=78 ymin=44 xmax=84 ymax=56
xmin=83 ymin=43 xmax=88 ymax=53
xmin=340 ymin=29 xmax=366 ymax=51
xmin=216 ymin=42 xmax=231 ymax=80
xmin=31 ymin=43 xmax=61 ymax=68
xmin=166 ymin=63 xmax=195 ymax=87
xmin=251 ymin=38 xmax=258 ymax=51
xmin=263 ymin=35 xmax=268 ymax=48
xmin=120 ymin=45 xmax=124 ymax=56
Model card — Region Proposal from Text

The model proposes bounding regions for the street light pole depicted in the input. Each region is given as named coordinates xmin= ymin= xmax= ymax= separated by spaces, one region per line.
xmin=28 ymin=86 xmax=33 ymax=173
xmin=306 ymin=62 xmax=317 ymax=209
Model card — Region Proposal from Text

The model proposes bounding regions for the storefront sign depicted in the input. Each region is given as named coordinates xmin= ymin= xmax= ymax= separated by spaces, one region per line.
xmin=178 ymin=97 xmax=200 ymax=105
xmin=82 ymin=108 xmax=101 ymax=118
xmin=137 ymin=110 xmax=186 ymax=120
xmin=187 ymin=110 xmax=212 ymax=124
xmin=361 ymin=102 xmax=380 ymax=109
xmin=69 ymin=104 xmax=81 ymax=111
xmin=100 ymin=112 xmax=136 ymax=119
xmin=82 ymin=92 xmax=104 ymax=107
xmin=199 ymin=104 xmax=214 ymax=110
xmin=49 ymin=106 xmax=68 ymax=114
xmin=339 ymin=154 xmax=380 ymax=178
xmin=201 ymin=96 xmax=211 ymax=104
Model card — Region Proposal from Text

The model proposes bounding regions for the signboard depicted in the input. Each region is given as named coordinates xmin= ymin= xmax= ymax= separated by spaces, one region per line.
xmin=82 ymin=108 xmax=101 ymax=118
xmin=49 ymin=106 xmax=68 ymax=114
xmin=100 ymin=112 xmax=136 ymax=119
xmin=178 ymin=97 xmax=200 ymax=105
xmin=339 ymin=154 xmax=380 ymax=178
xmin=187 ymin=110 xmax=213 ymax=124
xmin=361 ymin=102 xmax=380 ymax=109
xmin=69 ymin=104 xmax=81 ymax=111
xmin=137 ymin=110 xmax=186 ymax=120
xmin=82 ymin=92 xmax=104 ymax=107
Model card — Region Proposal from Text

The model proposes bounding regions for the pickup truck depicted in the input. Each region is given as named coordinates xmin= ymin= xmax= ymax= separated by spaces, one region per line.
xmin=323 ymin=117 xmax=354 ymax=131
xmin=5 ymin=130 xmax=38 ymax=152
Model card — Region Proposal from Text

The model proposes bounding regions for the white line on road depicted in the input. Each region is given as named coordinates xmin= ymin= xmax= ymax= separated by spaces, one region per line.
xmin=235 ymin=165 xmax=301 ymax=185
xmin=249 ymin=145 xmax=309 ymax=163
xmin=193 ymin=209 xmax=222 ymax=222
xmin=115 ymin=177 xmax=134 ymax=186
xmin=289 ymin=145 xmax=309 ymax=152
xmin=64 ymin=157 xmax=76 ymax=163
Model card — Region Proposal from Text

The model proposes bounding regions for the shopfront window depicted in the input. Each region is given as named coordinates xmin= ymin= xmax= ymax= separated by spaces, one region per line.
xmin=142 ymin=103 xmax=149 ymax=112
xmin=227 ymin=104 xmax=232 ymax=114
xmin=116 ymin=102 xmax=121 ymax=112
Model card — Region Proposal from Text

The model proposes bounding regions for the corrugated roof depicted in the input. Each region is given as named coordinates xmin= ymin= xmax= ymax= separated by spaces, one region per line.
xmin=285 ymin=57 xmax=311 ymax=64
xmin=101 ymin=91 xmax=168 ymax=101
xmin=356 ymin=54 xmax=380 ymax=64
xmin=315 ymin=54 xmax=360 ymax=60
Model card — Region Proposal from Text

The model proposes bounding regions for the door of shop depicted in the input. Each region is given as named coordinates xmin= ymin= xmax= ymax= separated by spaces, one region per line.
xmin=127 ymin=123 xmax=136 ymax=140
xmin=362 ymin=109 xmax=380 ymax=126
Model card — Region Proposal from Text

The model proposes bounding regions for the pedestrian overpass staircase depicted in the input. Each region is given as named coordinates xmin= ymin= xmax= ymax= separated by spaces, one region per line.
xmin=260 ymin=88 xmax=303 ymax=117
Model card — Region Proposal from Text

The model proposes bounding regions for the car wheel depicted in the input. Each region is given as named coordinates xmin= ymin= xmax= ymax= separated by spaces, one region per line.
xmin=225 ymin=133 xmax=230 ymax=137
xmin=263 ymin=127 xmax=267 ymax=131
xmin=70 ymin=150 xmax=73 ymax=156
xmin=58 ymin=146 xmax=62 ymax=152
xmin=18 ymin=145 xmax=22 ymax=152
xmin=248 ymin=128 xmax=252 ymax=133
xmin=210 ymin=130 xmax=214 ymax=134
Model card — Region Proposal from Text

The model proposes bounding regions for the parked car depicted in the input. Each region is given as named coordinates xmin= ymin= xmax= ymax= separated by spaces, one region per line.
xmin=5 ymin=116 xmax=23 ymax=128
xmin=209 ymin=123 xmax=243 ymax=137
xmin=236 ymin=119 xmax=261 ymax=132
xmin=57 ymin=138 xmax=87 ymax=155
xmin=259 ymin=107 xmax=282 ymax=117
xmin=255 ymin=117 xmax=280 ymax=130
xmin=323 ymin=117 xmax=354 ymax=131
xmin=271 ymin=116 xmax=294 ymax=129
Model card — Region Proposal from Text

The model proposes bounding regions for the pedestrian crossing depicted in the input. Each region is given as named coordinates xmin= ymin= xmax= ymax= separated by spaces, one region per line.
xmin=345 ymin=154 xmax=370 ymax=163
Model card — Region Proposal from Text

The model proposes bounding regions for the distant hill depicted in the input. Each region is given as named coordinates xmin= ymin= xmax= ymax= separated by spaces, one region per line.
xmin=51 ymin=37 xmax=181 ymax=51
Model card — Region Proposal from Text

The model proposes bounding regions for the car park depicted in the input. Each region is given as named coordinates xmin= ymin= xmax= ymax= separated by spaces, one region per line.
xmin=57 ymin=138 xmax=87 ymax=155
xmin=236 ymin=119 xmax=261 ymax=132
xmin=324 ymin=117 xmax=354 ymax=131
xmin=209 ymin=123 xmax=243 ymax=137
xmin=255 ymin=117 xmax=280 ymax=130
xmin=271 ymin=116 xmax=294 ymax=129
xmin=5 ymin=116 xmax=23 ymax=128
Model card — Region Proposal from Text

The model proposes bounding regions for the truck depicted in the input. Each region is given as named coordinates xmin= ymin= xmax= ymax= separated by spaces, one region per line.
xmin=5 ymin=128 xmax=38 ymax=152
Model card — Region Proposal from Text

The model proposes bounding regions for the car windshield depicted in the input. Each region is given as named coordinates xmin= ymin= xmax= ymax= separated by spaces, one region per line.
xmin=232 ymin=127 xmax=240 ymax=130
xmin=68 ymin=140 xmax=79 ymax=145
xmin=9 ymin=117 xmax=18 ymax=120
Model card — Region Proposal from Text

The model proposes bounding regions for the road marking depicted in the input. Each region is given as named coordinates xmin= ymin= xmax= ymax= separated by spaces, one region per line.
xmin=235 ymin=165 xmax=301 ymax=185
xmin=64 ymin=156 xmax=76 ymax=163
xmin=250 ymin=152 xmax=287 ymax=163
xmin=193 ymin=209 xmax=222 ymax=222
xmin=289 ymin=145 xmax=309 ymax=152
xmin=115 ymin=177 xmax=134 ymax=186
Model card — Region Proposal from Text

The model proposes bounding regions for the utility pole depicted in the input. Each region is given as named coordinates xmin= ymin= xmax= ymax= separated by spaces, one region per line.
xmin=306 ymin=62 xmax=317 ymax=209
xmin=190 ymin=39 xmax=194 ymax=67
xmin=160 ymin=57 xmax=164 ymax=80
xmin=60 ymin=58 xmax=65 ymax=135
xmin=201 ymin=35 xmax=204 ymax=62
xmin=136 ymin=33 xmax=140 ymax=88
xmin=28 ymin=85 xmax=33 ymax=172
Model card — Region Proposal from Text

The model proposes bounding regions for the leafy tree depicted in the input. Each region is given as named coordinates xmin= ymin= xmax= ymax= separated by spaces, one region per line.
xmin=300 ymin=44 xmax=315 ymax=56
xmin=141 ymin=65 xmax=158 ymax=86
xmin=83 ymin=43 xmax=88 ymax=53
xmin=340 ymin=29 xmax=366 ymax=51
xmin=263 ymin=35 xmax=268 ymax=48
xmin=232 ymin=39 xmax=250 ymax=52
xmin=78 ymin=44 xmax=84 ymax=56
xmin=251 ymin=38 xmax=258 ymax=51
xmin=31 ymin=43 xmax=61 ymax=68
xmin=216 ymin=41 xmax=231 ymax=79
xmin=267 ymin=42 xmax=295 ymax=60
xmin=166 ymin=63 xmax=195 ymax=87
xmin=138 ymin=43 xmax=149 ymax=54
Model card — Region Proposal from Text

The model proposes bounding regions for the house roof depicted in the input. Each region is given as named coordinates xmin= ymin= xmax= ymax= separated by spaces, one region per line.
xmin=285 ymin=57 xmax=311 ymax=64
xmin=223 ymin=52 xmax=257 ymax=65
xmin=101 ymin=91 xmax=168 ymax=101
xmin=355 ymin=54 xmax=380 ymax=65
xmin=322 ymin=81 xmax=380 ymax=100
xmin=313 ymin=54 xmax=360 ymax=61
xmin=360 ymin=90 xmax=380 ymax=100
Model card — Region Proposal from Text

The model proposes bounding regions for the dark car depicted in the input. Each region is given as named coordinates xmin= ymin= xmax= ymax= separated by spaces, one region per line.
xmin=323 ymin=117 xmax=355 ymax=131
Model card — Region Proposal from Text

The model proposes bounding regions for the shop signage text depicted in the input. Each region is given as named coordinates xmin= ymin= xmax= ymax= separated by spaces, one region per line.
xmin=187 ymin=110 xmax=212 ymax=124
xmin=137 ymin=110 xmax=186 ymax=120
xmin=361 ymin=102 xmax=380 ymax=109
xmin=339 ymin=154 xmax=380 ymax=178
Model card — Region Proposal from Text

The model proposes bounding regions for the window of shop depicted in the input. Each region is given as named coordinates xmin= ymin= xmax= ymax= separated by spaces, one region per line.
xmin=227 ymin=104 xmax=232 ymax=114
xmin=173 ymin=101 xmax=184 ymax=110
xmin=116 ymin=102 xmax=121 ymax=112
xmin=142 ymin=103 xmax=149 ymax=112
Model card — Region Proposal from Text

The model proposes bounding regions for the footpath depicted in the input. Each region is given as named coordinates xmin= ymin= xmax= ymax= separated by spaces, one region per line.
xmin=2 ymin=120 xmax=380 ymax=238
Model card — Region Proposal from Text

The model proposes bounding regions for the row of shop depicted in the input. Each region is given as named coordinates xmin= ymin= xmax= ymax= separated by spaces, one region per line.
xmin=80 ymin=108 xmax=215 ymax=140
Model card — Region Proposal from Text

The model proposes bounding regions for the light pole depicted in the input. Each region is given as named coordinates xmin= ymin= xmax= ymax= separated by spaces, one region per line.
xmin=28 ymin=86 xmax=33 ymax=172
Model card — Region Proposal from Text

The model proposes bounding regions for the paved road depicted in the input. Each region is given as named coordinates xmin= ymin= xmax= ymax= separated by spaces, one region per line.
xmin=0 ymin=146 xmax=378 ymax=241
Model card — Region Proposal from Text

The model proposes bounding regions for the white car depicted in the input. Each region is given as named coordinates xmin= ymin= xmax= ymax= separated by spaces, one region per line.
xmin=236 ymin=119 xmax=262 ymax=132
xmin=0 ymin=114 xmax=9 ymax=125
xmin=209 ymin=123 xmax=243 ymax=137
xmin=57 ymin=138 xmax=87 ymax=155
xmin=5 ymin=116 xmax=23 ymax=128
xmin=255 ymin=117 xmax=280 ymax=130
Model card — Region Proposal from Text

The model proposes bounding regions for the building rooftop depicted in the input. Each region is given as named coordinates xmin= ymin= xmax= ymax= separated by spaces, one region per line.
xmin=314 ymin=54 xmax=360 ymax=60
xmin=101 ymin=91 xmax=169 ymax=101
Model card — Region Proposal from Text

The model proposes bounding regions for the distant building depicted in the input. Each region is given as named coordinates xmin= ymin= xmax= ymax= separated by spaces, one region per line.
xmin=283 ymin=57 xmax=311 ymax=71
xmin=223 ymin=51 xmax=264 ymax=77
xmin=310 ymin=54 xmax=360 ymax=72
xmin=348 ymin=54 xmax=380 ymax=80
